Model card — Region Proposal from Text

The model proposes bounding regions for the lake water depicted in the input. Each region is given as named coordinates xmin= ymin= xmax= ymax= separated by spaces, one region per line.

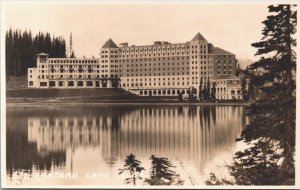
xmin=6 ymin=105 xmax=247 ymax=187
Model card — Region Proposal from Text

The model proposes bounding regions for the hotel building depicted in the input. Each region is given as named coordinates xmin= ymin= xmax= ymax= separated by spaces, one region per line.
xmin=28 ymin=32 xmax=245 ymax=100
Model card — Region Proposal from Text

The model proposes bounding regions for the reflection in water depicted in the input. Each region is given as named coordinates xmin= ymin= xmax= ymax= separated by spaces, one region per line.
xmin=6 ymin=105 xmax=246 ymax=185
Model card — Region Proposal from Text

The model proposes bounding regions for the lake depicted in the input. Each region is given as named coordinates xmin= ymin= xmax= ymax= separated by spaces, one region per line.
xmin=6 ymin=105 xmax=247 ymax=186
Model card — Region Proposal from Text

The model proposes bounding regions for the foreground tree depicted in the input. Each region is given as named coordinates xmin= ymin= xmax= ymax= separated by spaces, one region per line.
xmin=145 ymin=155 xmax=184 ymax=185
xmin=119 ymin=154 xmax=145 ymax=185
xmin=230 ymin=4 xmax=296 ymax=185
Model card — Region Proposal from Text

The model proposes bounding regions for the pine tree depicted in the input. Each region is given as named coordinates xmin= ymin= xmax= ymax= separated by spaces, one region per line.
xmin=144 ymin=155 xmax=184 ymax=185
xmin=206 ymin=79 xmax=211 ymax=101
xmin=119 ymin=154 xmax=145 ymax=185
xmin=199 ymin=77 xmax=203 ymax=101
xmin=231 ymin=4 xmax=296 ymax=185
xmin=203 ymin=81 xmax=207 ymax=101
xmin=241 ymin=78 xmax=248 ymax=101
xmin=5 ymin=29 xmax=13 ymax=77
xmin=70 ymin=51 xmax=75 ymax=58
xmin=210 ymin=81 xmax=216 ymax=102
xmin=5 ymin=29 xmax=67 ymax=79
xmin=236 ymin=62 xmax=241 ymax=75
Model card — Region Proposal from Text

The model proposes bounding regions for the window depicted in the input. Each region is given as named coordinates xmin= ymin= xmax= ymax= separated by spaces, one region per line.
xmin=49 ymin=81 xmax=56 ymax=87
xmin=68 ymin=81 xmax=74 ymax=87
xmin=59 ymin=81 xmax=65 ymax=86
xmin=87 ymin=81 xmax=93 ymax=86
xmin=29 ymin=81 xmax=33 ymax=86
xmin=77 ymin=81 xmax=84 ymax=86
xmin=40 ymin=82 xmax=47 ymax=86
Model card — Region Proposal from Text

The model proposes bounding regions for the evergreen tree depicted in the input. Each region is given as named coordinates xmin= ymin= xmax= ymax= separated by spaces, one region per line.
xmin=210 ymin=81 xmax=216 ymax=102
xmin=199 ymin=77 xmax=203 ymax=101
xmin=236 ymin=62 xmax=241 ymax=75
xmin=144 ymin=155 xmax=184 ymax=185
xmin=119 ymin=154 xmax=145 ymax=185
xmin=5 ymin=28 xmax=66 ymax=79
xmin=70 ymin=51 xmax=76 ymax=58
xmin=203 ymin=81 xmax=207 ymax=101
xmin=230 ymin=4 xmax=296 ymax=185
xmin=241 ymin=78 xmax=248 ymax=101
xmin=5 ymin=29 xmax=13 ymax=77
xmin=206 ymin=79 xmax=211 ymax=101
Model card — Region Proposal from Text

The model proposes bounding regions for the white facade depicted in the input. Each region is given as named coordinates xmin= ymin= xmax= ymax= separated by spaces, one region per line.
xmin=214 ymin=75 xmax=249 ymax=100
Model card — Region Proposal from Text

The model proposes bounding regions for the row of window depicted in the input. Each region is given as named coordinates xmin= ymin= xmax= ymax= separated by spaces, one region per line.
xmin=39 ymin=54 xmax=233 ymax=65
xmin=48 ymin=69 xmax=122 ymax=73
xmin=218 ymin=65 xmax=232 ymax=69
xmin=48 ymin=64 xmax=118 ymax=69
xmin=48 ymin=59 xmax=99 ymax=64
xmin=217 ymin=71 xmax=232 ymax=75
xmin=101 ymin=50 xmax=118 ymax=54
xmin=120 ymin=56 xmax=189 ymax=62
xmin=120 ymin=44 xmax=206 ymax=53
xmin=125 ymin=67 xmax=189 ymax=72
xmin=123 ymin=82 xmax=193 ymax=87
xmin=124 ymin=72 xmax=189 ymax=77
xmin=49 ymin=65 xmax=101 ymax=68
xmin=124 ymin=62 xmax=190 ymax=67
xmin=101 ymin=55 xmax=119 ymax=58
xmin=124 ymin=77 xmax=189 ymax=82
xmin=217 ymin=60 xmax=235 ymax=64
xmin=46 ymin=74 xmax=119 ymax=79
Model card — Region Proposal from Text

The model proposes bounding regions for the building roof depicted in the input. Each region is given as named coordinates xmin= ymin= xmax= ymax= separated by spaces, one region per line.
xmin=214 ymin=47 xmax=234 ymax=55
xmin=191 ymin=32 xmax=207 ymax=41
xmin=37 ymin=53 xmax=49 ymax=56
xmin=216 ymin=75 xmax=239 ymax=80
xmin=102 ymin=39 xmax=118 ymax=48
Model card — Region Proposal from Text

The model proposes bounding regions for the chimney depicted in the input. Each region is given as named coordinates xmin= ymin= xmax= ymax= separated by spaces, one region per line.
xmin=119 ymin=42 xmax=128 ymax=47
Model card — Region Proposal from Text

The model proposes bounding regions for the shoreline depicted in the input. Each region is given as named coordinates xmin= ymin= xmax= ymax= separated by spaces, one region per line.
xmin=6 ymin=100 xmax=250 ymax=107
xmin=6 ymin=88 xmax=250 ymax=107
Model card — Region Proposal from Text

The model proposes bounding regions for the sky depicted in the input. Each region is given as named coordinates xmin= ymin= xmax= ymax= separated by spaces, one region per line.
xmin=2 ymin=1 xmax=272 ymax=61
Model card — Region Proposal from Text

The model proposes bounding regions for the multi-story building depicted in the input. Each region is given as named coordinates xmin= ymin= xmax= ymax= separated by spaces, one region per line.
xmin=214 ymin=74 xmax=249 ymax=100
xmin=28 ymin=32 xmax=243 ymax=100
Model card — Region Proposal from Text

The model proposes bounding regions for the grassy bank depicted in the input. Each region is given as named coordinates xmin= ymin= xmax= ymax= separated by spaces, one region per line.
xmin=6 ymin=87 xmax=250 ymax=106
xmin=6 ymin=88 xmax=136 ymax=98
xmin=6 ymin=88 xmax=180 ymax=103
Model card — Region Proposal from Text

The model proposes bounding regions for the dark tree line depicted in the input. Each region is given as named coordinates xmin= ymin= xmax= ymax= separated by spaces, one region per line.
xmin=5 ymin=28 xmax=66 ymax=77
xmin=199 ymin=78 xmax=216 ymax=102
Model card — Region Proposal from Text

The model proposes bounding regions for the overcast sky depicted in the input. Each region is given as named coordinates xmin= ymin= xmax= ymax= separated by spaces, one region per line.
xmin=3 ymin=1 xmax=271 ymax=61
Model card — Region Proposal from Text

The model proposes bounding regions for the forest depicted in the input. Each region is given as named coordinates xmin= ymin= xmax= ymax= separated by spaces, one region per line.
xmin=5 ymin=29 xmax=66 ymax=78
